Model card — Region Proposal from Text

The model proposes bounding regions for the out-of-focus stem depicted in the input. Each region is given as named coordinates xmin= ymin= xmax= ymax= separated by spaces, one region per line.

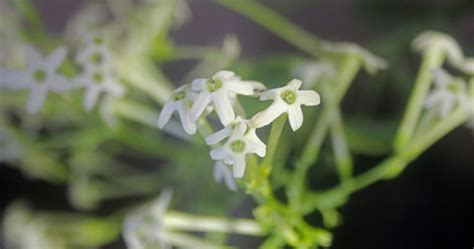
xmin=393 ymin=46 xmax=446 ymax=151
xmin=163 ymin=211 xmax=266 ymax=236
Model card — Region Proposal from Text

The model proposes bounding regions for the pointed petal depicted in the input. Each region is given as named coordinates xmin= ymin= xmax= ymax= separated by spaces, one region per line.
xmin=213 ymin=161 xmax=224 ymax=183
xmin=177 ymin=102 xmax=197 ymax=135
xmin=251 ymin=101 xmax=286 ymax=128
xmin=0 ymin=69 xmax=29 ymax=89
xmin=206 ymin=127 xmax=232 ymax=145
xmin=24 ymin=45 xmax=42 ymax=69
xmin=46 ymin=47 xmax=67 ymax=70
xmin=211 ymin=90 xmax=235 ymax=126
xmin=191 ymin=78 xmax=208 ymax=91
xmin=297 ymin=90 xmax=321 ymax=106
xmin=189 ymin=91 xmax=211 ymax=122
xmin=218 ymin=163 xmax=237 ymax=191
xmin=287 ymin=79 xmax=302 ymax=90
xmin=232 ymin=155 xmax=246 ymax=178
xmin=259 ymin=89 xmax=278 ymax=101
xmin=27 ymin=84 xmax=48 ymax=113
xmin=210 ymin=146 xmax=229 ymax=161
xmin=288 ymin=105 xmax=304 ymax=131
xmin=83 ymin=86 xmax=101 ymax=111
xmin=246 ymin=139 xmax=267 ymax=157
xmin=213 ymin=70 xmax=234 ymax=81
xmin=225 ymin=81 xmax=254 ymax=95
xmin=157 ymin=102 xmax=176 ymax=129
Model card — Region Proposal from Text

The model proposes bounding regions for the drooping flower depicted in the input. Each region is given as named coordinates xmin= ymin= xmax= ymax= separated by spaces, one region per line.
xmin=213 ymin=161 xmax=237 ymax=191
xmin=123 ymin=190 xmax=172 ymax=249
xmin=251 ymin=79 xmax=321 ymax=131
xmin=424 ymin=69 xmax=470 ymax=117
xmin=412 ymin=31 xmax=464 ymax=68
xmin=157 ymin=84 xmax=197 ymax=135
xmin=207 ymin=119 xmax=266 ymax=178
xmin=0 ymin=46 xmax=71 ymax=113
xmin=189 ymin=70 xmax=256 ymax=126
xmin=294 ymin=60 xmax=335 ymax=89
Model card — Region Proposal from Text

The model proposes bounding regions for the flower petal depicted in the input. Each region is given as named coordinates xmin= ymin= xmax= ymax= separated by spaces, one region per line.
xmin=46 ymin=47 xmax=67 ymax=70
xmin=157 ymin=101 xmax=176 ymax=129
xmin=24 ymin=45 xmax=42 ymax=70
xmin=27 ymin=83 xmax=48 ymax=113
xmin=210 ymin=146 xmax=230 ymax=161
xmin=211 ymin=90 xmax=235 ymax=126
xmin=225 ymin=81 xmax=254 ymax=95
xmin=246 ymin=139 xmax=267 ymax=157
xmin=251 ymin=101 xmax=286 ymax=128
xmin=213 ymin=70 xmax=234 ymax=81
xmin=259 ymin=89 xmax=278 ymax=101
xmin=83 ymin=86 xmax=101 ymax=111
xmin=288 ymin=105 xmax=304 ymax=131
xmin=287 ymin=79 xmax=302 ymax=90
xmin=297 ymin=90 xmax=320 ymax=106
xmin=189 ymin=91 xmax=211 ymax=122
xmin=206 ymin=127 xmax=232 ymax=145
xmin=191 ymin=78 xmax=208 ymax=91
xmin=177 ymin=102 xmax=196 ymax=135
xmin=232 ymin=155 xmax=246 ymax=178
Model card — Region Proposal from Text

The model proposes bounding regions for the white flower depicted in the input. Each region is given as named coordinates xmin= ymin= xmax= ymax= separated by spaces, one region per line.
xmin=207 ymin=118 xmax=266 ymax=178
xmin=0 ymin=45 xmax=71 ymax=113
xmin=189 ymin=70 xmax=256 ymax=126
xmin=75 ymin=66 xmax=125 ymax=111
xmin=251 ymin=79 xmax=321 ymax=131
xmin=213 ymin=161 xmax=237 ymax=191
xmin=321 ymin=42 xmax=388 ymax=75
xmin=412 ymin=31 xmax=463 ymax=67
xmin=157 ymin=84 xmax=197 ymax=135
xmin=295 ymin=61 xmax=335 ymax=89
xmin=424 ymin=69 xmax=470 ymax=117
xmin=123 ymin=190 xmax=172 ymax=249
xmin=75 ymin=39 xmax=125 ymax=111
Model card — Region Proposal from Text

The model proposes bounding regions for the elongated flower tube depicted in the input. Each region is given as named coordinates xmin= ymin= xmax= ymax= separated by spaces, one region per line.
xmin=424 ymin=69 xmax=470 ymax=117
xmin=189 ymin=70 xmax=255 ymax=126
xmin=412 ymin=31 xmax=464 ymax=68
xmin=157 ymin=84 xmax=197 ymax=135
xmin=0 ymin=46 xmax=71 ymax=113
xmin=208 ymin=119 xmax=266 ymax=178
xmin=252 ymin=79 xmax=321 ymax=131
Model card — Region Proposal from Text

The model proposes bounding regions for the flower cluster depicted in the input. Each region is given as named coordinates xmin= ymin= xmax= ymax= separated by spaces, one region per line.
xmin=0 ymin=38 xmax=125 ymax=114
xmin=157 ymin=71 xmax=321 ymax=185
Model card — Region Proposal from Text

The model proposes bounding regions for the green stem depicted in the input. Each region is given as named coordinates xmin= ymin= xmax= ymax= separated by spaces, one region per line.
xmin=287 ymin=56 xmax=360 ymax=208
xmin=162 ymin=231 xmax=225 ymax=248
xmin=261 ymin=114 xmax=287 ymax=174
xmin=304 ymin=108 xmax=468 ymax=213
xmin=163 ymin=211 xmax=266 ymax=236
xmin=214 ymin=0 xmax=325 ymax=58
xmin=329 ymin=110 xmax=353 ymax=182
xmin=393 ymin=46 xmax=446 ymax=151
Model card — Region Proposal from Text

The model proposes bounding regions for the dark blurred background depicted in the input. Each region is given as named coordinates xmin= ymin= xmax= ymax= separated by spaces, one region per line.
xmin=1 ymin=0 xmax=474 ymax=248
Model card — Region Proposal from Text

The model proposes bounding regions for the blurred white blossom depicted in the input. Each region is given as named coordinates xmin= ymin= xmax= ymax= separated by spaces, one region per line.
xmin=424 ymin=69 xmax=470 ymax=117
xmin=213 ymin=161 xmax=237 ymax=191
xmin=0 ymin=46 xmax=71 ymax=113
xmin=294 ymin=61 xmax=335 ymax=89
xmin=123 ymin=190 xmax=173 ymax=249
xmin=252 ymin=79 xmax=321 ymax=131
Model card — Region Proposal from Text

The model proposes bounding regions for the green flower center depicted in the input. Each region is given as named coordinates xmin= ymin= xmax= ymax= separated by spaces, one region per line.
xmin=280 ymin=90 xmax=297 ymax=104
xmin=33 ymin=70 xmax=46 ymax=82
xmin=230 ymin=140 xmax=245 ymax=153
xmin=89 ymin=53 xmax=103 ymax=64
xmin=207 ymin=78 xmax=223 ymax=92
xmin=92 ymin=72 xmax=103 ymax=83
xmin=173 ymin=90 xmax=186 ymax=101
xmin=447 ymin=82 xmax=461 ymax=93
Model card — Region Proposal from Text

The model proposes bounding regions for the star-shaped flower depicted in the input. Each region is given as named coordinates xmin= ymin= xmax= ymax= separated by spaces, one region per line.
xmin=74 ymin=66 xmax=125 ymax=111
xmin=251 ymin=79 xmax=321 ymax=131
xmin=157 ymin=84 xmax=197 ymax=135
xmin=207 ymin=118 xmax=266 ymax=178
xmin=424 ymin=69 xmax=470 ymax=117
xmin=213 ymin=161 xmax=237 ymax=191
xmin=0 ymin=45 xmax=71 ymax=113
xmin=123 ymin=190 xmax=172 ymax=249
xmin=189 ymin=70 xmax=256 ymax=126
